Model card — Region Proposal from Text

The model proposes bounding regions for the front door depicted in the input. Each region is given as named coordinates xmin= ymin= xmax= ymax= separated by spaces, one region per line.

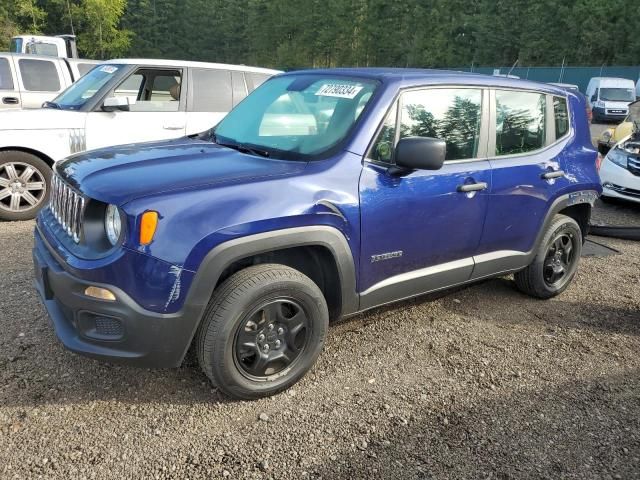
xmin=85 ymin=67 xmax=187 ymax=150
xmin=359 ymin=87 xmax=491 ymax=309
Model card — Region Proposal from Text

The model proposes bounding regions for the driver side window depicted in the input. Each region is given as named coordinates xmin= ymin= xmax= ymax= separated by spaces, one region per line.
xmin=111 ymin=69 xmax=183 ymax=112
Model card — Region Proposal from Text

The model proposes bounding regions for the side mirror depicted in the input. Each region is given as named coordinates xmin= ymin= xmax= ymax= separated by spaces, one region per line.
xmin=102 ymin=96 xmax=136 ymax=112
xmin=394 ymin=136 xmax=446 ymax=171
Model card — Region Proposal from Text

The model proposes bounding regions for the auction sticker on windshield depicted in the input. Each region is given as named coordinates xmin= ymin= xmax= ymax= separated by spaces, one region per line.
xmin=315 ymin=84 xmax=363 ymax=99
xmin=99 ymin=66 xmax=119 ymax=74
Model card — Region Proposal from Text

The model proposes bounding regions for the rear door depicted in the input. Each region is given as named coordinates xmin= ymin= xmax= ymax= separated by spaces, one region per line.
xmin=85 ymin=67 xmax=187 ymax=150
xmin=0 ymin=55 xmax=20 ymax=109
xmin=473 ymin=89 xmax=570 ymax=277
xmin=359 ymin=86 xmax=492 ymax=308
xmin=14 ymin=57 xmax=69 ymax=108
xmin=185 ymin=68 xmax=233 ymax=134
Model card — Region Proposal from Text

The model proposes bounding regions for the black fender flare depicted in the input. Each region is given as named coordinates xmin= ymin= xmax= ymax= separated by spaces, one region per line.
xmin=184 ymin=226 xmax=359 ymax=318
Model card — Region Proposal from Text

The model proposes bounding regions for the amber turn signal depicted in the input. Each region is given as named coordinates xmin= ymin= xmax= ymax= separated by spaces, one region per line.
xmin=84 ymin=286 xmax=116 ymax=301
xmin=139 ymin=211 xmax=159 ymax=245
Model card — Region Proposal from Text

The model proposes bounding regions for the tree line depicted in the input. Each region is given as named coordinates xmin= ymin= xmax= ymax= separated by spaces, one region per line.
xmin=1 ymin=0 xmax=638 ymax=69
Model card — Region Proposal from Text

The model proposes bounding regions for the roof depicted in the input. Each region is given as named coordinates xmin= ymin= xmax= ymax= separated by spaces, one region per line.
xmin=281 ymin=67 xmax=569 ymax=95
xmin=103 ymin=58 xmax=281 ymax=75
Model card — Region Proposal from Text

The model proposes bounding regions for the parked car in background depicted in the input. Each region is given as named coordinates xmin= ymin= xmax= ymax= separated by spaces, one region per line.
xmin=32 ymin=69 xmax=601 ymax=399
xmin=0 ymin=53 xmax=98 ymax=110
xmin=10 ymin=34 xmax=78 ymax=58
xmin=599 ymin=101 xmax=640 ymax=203
xmin=0 ymin=59 xmax=280 ymax=220
xmin=597 ymin=114 xmax=633 ymax=155
xmin=586 ymin=77 xmax=635 ymax=123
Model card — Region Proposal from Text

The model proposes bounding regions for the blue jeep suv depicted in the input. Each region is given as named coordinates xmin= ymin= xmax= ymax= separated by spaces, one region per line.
xmin=33 ymin=69 xmax=601 ymax=399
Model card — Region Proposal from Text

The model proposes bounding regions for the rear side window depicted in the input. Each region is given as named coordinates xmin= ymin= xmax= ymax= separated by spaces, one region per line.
xmin=18 ymin=59 xmax=60 ymax=92
xmin=77 ymin=63 xmax=96 ymax=77
xmin=246 ymin=73 xmax=271 ymax=92
xmin=191 ymin=69 xmax=232 ymax=112
xmin=495 ymin=90 xmax=546 ymax=156
xmin=554 ymin=96 xmax=569 ymax=138
xmin=0 ymin=58 xmax=14 ymax=90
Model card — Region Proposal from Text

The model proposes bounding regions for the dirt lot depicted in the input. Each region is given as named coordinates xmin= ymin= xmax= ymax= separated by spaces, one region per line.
xmin=1 ymin=195 xmax=639 ymax=479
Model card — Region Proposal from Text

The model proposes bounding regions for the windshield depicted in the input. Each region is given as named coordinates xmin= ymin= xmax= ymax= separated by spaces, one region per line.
xmin=214 ymin=75 xmax=379 ymax=160
xmin=599 ymin=88 xmax=635 ymax=102
xmin=50 ymin=64 xmax=124 ymax=110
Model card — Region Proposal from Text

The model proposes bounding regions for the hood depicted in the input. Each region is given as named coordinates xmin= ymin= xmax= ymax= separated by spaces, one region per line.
xmin=0 ymin=108 xmax=85 ymax=130
xmin=56 ymin=137 xmax=308 ymax=205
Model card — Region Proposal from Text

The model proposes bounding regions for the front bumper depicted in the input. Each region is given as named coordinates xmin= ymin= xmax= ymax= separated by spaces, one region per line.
xmin=593 ymin=106 xmax=628 ymax=122
xmin=33 ymin=229 xmax=203 ymax=368
xmin=599 ymin=159 xmax=640 ymax=204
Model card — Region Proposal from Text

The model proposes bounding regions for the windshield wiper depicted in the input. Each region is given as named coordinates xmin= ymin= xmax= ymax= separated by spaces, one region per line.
xmin=215 ymin=138 xmax=271 ymax=158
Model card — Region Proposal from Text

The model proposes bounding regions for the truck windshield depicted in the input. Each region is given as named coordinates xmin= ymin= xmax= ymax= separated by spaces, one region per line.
xmin=600 ymin=88 xmax=635 ymax=102
xmin=49 ymin=64 xmax=124 ymax=110
xmin=214 ymin=74 xmax=379 ymax=160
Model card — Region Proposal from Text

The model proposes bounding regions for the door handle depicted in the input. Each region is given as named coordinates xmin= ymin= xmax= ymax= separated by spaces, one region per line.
xmin=2 ymin=97 xmax=19 ymax=105
xmin=457 ymin=182 xmax=488 ymax=193
xmin=163 ymin=124 xmax=185 ymax=130
xmin=541 ymin=170 xmax=565 ymax=180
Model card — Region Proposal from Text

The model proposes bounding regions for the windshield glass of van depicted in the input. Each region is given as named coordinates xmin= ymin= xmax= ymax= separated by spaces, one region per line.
xmin=599 ymin=88 xmax=635 ymax=102
xmin=50 ymin=64 xmax=123 ymax=110
xmin=214 ymin=75 xmax=378 ymax=160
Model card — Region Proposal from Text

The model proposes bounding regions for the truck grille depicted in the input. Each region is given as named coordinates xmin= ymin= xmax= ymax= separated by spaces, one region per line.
xmin=50 ymin=175 xmax=85 ymax=243
xmin=628 ymin=156 xmax=640 ymax=177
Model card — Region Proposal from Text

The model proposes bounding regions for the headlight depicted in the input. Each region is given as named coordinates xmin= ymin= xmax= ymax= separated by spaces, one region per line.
xmin=104 ymin=204 xmax=122 ymax=246
xmin=605 ymin=148 xmax=628 ymax=169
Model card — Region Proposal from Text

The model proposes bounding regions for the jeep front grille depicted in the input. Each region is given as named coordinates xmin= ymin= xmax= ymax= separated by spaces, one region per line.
xmin=50 ymin=175 xmax=85 ymax=243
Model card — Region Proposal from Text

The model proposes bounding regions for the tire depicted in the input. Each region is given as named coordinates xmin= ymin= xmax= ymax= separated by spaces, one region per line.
xmin=196 ymin=264 xmax=329 ymax=400
xmin=514 ymin=214 xmax=582 ymax=299
xmin=0 ymin=151 xmax=51 ymax=221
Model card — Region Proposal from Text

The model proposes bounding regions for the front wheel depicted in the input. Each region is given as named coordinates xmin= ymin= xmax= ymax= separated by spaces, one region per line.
xmin=0 ymin=151 xmax=51 ymax=221
xmin=514 ymin=214 xmax=582 ymax=299
xmin=196 ymin=264 xmax=329 ymax=400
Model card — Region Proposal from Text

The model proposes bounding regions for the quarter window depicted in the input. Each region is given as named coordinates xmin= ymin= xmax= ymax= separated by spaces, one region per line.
xmin=0 ymin=58 xmax=14 ymax=90
xmin=495 ymin=90 xmax=546 ymax=156
xmin=191 ymin=69 xmax=232 ymax=112
xmin=554 ymin=96 xmax=569 ymax=139
xmin=18 ymin=59 xmax=60 ymax=92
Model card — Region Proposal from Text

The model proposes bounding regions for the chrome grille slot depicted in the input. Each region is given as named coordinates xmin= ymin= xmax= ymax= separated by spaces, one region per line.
xmin=49 ymin=174 xmax=85 ymax=243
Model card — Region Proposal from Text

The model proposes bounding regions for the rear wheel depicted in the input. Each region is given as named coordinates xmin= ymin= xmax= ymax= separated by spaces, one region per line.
xmin=0 ymin=151 xmax=51 ymax=221
xmin=196 ymin=264 xmax=328 ymax=400
xmin=514 ymin=214 xmax=582 ymax=299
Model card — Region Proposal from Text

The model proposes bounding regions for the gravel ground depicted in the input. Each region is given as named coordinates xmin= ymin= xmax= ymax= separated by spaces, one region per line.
xmin=1 ymin=199 xmax=640 ymax=479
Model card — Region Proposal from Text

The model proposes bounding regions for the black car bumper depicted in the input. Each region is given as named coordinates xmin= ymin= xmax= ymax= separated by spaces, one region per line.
xmin=32 ymin=229 xmax=202 ymax=368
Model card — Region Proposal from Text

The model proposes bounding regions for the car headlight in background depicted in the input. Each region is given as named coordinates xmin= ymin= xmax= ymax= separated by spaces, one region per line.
xmin=605 ymin=148 xmax=628 ymax=169
xmin=105 ymin=204 xmax=122 ymax=246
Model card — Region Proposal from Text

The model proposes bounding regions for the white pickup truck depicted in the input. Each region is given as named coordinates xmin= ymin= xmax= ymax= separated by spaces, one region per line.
xmin=0 ymin=53 xmax=98 ymax=110
xmin=0 ymin=58 xmax=281 ymax=220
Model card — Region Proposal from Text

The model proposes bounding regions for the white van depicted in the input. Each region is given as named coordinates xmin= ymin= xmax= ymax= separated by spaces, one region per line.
xmin=586 ymin=77 xmax=635 ymax=123
xmin=0 ymin=59 xmax=281 ymax=220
